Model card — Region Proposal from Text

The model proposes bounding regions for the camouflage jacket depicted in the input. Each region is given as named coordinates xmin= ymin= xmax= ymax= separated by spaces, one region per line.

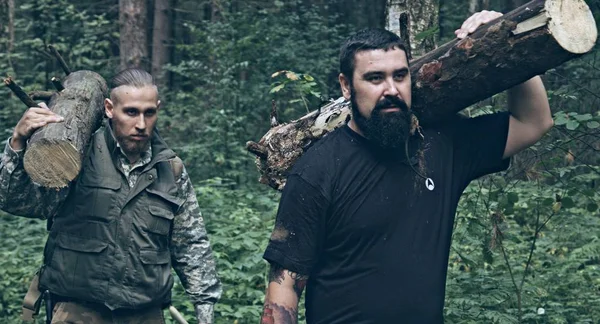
xmin=0 ymin=138 xmax=222 ymax=323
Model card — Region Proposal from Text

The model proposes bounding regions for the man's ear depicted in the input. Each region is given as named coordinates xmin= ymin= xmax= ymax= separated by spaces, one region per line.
xmin=339 ymin=73 xmax=351 ymax=100
xmin=104 ymin=98 xmax=114 ymax=118
xmin=157 ymin=100 xmax=161 ymax=111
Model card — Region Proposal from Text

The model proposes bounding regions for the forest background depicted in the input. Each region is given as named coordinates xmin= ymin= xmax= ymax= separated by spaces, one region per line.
xmin=0 ymin=0 xmax=598 ymax=323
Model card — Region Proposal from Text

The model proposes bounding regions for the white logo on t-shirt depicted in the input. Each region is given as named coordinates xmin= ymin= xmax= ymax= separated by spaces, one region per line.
xmin=425 ymin=178 xmax=435 ymax=191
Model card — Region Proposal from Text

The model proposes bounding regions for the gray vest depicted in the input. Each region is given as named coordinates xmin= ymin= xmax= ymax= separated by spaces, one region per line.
xmin=39 ymin=125 xmax=184 ymax=310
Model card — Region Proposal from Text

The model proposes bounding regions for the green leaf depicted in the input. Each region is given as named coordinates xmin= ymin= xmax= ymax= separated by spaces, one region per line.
xmin=561 ymin=197 xmax=575 ymax=209
xmin=587 ymin=203 xmax=598 ymax=213
xmin=269 ymin=84 xmax=285 ymax=94
xmin=566 ymin=120 xmax=579 ymax=130
xmin=554 ymin=114 xmax=568 ymax=126
xmin=542 ymin=198 xmax=554 ymax=206
xmin=507 ymin=192 xmax=519 ymax=204
xmin=574 ymin=113 xmax=592 ymax=121
xmin=414 ymin=26 xmax=439 ymax=41
xmin=586 ymin=121 xmax=600 ymax=129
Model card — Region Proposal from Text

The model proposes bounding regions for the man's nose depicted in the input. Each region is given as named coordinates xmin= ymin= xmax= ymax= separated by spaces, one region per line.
xmin=135 ymin=115 xmax=146 ymax=130
xmin=383 ymin=78 xmax=399 ymax=97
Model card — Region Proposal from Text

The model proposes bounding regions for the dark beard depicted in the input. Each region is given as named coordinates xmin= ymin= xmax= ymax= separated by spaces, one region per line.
xmin=117 ymin=134 xmax=150 ymax=157
xmin=350 ymin=88 xmax=413 ymax=149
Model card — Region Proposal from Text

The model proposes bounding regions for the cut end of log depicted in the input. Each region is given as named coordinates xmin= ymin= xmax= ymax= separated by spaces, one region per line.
xmin=23 ymin=139 xmax=81 ymax=188
xmin=545 ymin=0 xmax=597 ymax=54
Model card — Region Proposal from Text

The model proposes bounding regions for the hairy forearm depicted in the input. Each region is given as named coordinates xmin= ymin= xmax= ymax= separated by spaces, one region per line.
xmin=507 ymin=76 xmax=553 ymax=129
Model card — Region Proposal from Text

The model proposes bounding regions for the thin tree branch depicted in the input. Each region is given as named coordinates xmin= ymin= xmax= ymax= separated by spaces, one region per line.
xmin=4 ymin=77 xmax=38 ymax=107
xmin=47 ymin=45 xmax=71 ymax=75
xmin=28 ymin=90 xmax=53 ymax=101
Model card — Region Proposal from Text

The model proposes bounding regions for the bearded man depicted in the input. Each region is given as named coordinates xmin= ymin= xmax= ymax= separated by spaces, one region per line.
xmin=260 ymin=11 xmax=553 ymax=324
xmin=0 ymin=69 xmax=221 ymax=324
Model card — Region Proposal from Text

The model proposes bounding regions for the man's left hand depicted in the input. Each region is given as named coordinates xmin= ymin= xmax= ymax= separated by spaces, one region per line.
xmin=455 ymin=10 xmax=503 ymax=39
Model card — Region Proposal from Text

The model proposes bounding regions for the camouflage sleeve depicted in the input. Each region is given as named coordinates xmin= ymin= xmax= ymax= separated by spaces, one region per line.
xmin=0 ymin=139 xmax=69 ymax=218
xmin=170 ymin=165 xmax=222 ymax=323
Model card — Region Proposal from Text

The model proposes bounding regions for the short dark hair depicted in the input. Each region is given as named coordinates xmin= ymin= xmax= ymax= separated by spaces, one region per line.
xmin=111 ymin=68 xmax=155 ymax=90
xmin=339 ymin=28 xmax=408 ymax=81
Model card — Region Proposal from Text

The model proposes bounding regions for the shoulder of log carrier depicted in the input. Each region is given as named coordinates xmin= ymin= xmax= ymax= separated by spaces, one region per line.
xmin=168 ymin=156 xmax=184 ymax=180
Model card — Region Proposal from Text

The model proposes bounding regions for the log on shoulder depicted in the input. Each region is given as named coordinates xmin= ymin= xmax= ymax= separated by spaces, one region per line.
xmin=247 ymin=0 xmax=597 ymax=191
xmin=23 ymin=71 xmax=108 ymax=188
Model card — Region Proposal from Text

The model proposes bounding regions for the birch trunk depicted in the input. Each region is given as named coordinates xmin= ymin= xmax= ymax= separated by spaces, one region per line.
xmin=385 ymin=0 xmax=439 ymax=58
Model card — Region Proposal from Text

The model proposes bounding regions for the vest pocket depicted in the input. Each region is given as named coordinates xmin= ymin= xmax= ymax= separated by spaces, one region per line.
xmin=139 ymin=249 xmax=172 ymax=297
xmin=146 ymin=205 xmax=175 ymax=236
xmin=140 ymin=249 xmax=170 ymax=265
xmin=74 ymin=176 xmax=121 ymax=223
xmin=48 ymin=234 xmax=109 ymax=296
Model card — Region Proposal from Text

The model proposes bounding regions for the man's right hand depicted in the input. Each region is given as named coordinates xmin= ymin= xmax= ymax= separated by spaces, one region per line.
xmin=10 ymin=102 xmax=64 ymax=151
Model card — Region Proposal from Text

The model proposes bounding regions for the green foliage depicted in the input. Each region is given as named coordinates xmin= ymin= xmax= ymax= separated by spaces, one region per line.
xmin=166 ymin=179 xmax=280 ymax=323
xmin=270 ymin=70 xmax=322 ymax=114
xmin=160 ymin=0 xmax=349 ymax=182
xmin=0 ymin=214 xmax=47 ymax=323
xmin=553 ymin=111 xmax=600 ymax=131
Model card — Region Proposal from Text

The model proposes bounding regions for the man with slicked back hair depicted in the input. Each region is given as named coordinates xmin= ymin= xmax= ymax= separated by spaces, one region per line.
xmin=0 ymin=68 xmax=221 ymax=324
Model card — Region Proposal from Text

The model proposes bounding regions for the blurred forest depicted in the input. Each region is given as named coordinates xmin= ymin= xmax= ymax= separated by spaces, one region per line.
xmin=0 ymin=0 xmax=598 ymax=323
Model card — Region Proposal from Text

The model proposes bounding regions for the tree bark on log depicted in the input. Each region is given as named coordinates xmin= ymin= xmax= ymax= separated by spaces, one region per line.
xmin=247 ymin=0 xmax=597 ymax=191
xmin=23 ymin=71 xmax=108 ymax=188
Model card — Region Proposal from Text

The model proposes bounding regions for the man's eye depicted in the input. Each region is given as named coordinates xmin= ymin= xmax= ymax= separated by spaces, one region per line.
xmin=126 ymin=110 xmax=137 ymax=116
xmin=394 ymin=74 xmax=405 ymax=81
xmin=145 ymin=111 xmax=156 ymax=117
xmin=367 ymin=75 xmax=383 ymax=82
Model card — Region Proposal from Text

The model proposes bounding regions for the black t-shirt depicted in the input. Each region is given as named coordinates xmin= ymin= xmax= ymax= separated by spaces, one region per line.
xmin=263 ymin=113 xmax=510 ymax=324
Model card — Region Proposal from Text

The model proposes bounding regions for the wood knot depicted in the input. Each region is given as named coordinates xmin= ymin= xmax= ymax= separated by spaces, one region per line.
xmin=417 ymin=60 xmax=443 ymax=84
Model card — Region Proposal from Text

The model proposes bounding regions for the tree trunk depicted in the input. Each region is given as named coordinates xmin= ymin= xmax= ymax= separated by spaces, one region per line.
xmin=385 ymin=0 xmax=439 ymax=58
xmin=151 ymin=0 xmax=171 ymax=87
xmin=6 ymin=0 xmax=13 ymax=54
xmin=0 ymin=0 xmax=14 ymax=68
xmin=469 ymin=0 xmax=491 ymax=14
xmin=23 ymin=71 xmax=108 ymax=188
xmin=119 ymin=0 xmax=149 ymax=70
xmin=248 ymin=0 xmax=597 ymax=191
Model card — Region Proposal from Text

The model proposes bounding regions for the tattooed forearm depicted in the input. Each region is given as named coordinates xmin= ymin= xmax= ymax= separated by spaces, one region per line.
xmin=288 ymin=272 xmax=309 ymax=281
xmin=261 ymin=302 xmax=298 ymax=324
xmin=268 ymin=263 xmax=285 ymax=285
xmin=268 ymin=264 xmax=309 ymax=284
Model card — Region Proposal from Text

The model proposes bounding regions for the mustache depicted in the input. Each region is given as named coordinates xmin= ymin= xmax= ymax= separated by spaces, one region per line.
xmin=373 ymin=96 xmax=409 ymax=112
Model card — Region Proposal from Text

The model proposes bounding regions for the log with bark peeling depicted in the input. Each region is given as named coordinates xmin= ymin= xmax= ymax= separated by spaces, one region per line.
xmin=22 ymin=71 xmax=108 ymax=188
xmin=247 ymin=0 xmax=597 ymax=191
